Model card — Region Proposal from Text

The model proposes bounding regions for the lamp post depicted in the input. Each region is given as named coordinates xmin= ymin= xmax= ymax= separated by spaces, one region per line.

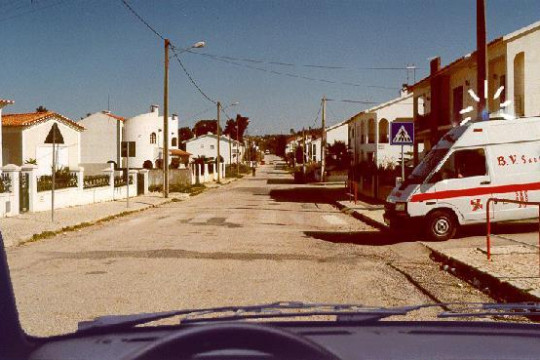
xmin=163 ymin=39 xmax=205 ymax=198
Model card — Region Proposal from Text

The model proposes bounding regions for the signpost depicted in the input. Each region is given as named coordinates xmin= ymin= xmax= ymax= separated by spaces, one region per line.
xmin=44 ymin=123 xmax=65 ymax=222
xmin=121 ymin=141 xmax=136 ymax=208
xmin=390 ymin=122 xmax=414 ymax=181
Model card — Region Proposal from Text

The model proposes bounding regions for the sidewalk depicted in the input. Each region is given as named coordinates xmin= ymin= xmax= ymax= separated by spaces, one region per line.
xmin=0 ymin=192 xmax=190 ymax=248
xmin=334 ymin=197 xmax=540 ymax=302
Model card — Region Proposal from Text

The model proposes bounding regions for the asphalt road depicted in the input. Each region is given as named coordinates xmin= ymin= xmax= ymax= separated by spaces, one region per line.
xmin=7 ymin=158 xmax=492 ymax=336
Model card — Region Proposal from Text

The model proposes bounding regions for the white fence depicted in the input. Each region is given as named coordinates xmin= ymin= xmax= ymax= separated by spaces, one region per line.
xmin=0 ymin=164 xmax=145 ymax=217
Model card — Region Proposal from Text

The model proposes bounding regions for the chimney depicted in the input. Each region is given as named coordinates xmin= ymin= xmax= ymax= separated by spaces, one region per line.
xmin=400 ymin=83 xmax=409 ymax=97
xmin=430 ymin=57 xmax=441 ymax=76
xmin=150 ymin=104 xmax=159 ymax=113
xmin=172 ymin=113 xmax=178 ymax=120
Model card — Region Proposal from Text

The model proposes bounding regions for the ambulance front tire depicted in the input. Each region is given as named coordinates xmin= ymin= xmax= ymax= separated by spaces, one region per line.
xmin=425 ymin=210 xmax=458 ymax=241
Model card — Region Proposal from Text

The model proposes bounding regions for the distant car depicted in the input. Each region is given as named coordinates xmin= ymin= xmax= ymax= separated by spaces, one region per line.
xmin=265 ymin=150 xmax=270 ymax=154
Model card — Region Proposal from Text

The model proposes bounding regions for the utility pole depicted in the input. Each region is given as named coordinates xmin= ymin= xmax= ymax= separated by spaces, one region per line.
xmin=302 ymin=128 xmax=306 ymax=176
xmin=236 ymin=122 xmax=240 ymax=176
xmin=163 ymin=38 xmax=170 ymax=198
xmin=216 ymin=101 xmax=221 ymax=182
xmin=321 ymin=96 xmax=326 ymax=182
xmin=476 ymin=0 xmax=488 ymax=120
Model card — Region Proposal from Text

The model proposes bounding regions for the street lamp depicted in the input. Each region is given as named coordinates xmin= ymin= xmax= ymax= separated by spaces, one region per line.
xmin=163 ymin=39 xmax=205 ymax=198
xmin=217 ymin=101 xmax=238 ymax=183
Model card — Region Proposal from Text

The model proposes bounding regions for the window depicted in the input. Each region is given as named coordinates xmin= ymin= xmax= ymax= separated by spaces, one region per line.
xmin=435 ymin=148 xmax=487 ymax=180
xmin=514 ymin=52 xmax=525 ymax=116
xmin=210 ymin=145 xmax=215 ymax=150
xmin=172 ymin=137 xmax=177 ymax=147
xmin=378 ymin=119 xmax=389 ymax=143
xmin=452 ymin=86 xmax=463 ymax=126
xmin=150 ymin=132 xmax=156 ymax=144
xmin=368 ymin=119 xmax=375 ymax=143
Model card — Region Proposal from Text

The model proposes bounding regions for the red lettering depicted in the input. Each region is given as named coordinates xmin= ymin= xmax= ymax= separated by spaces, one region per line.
xmin=497 ymin=156 xmax=507 ymax=166
xmin=522 ymin=155 xmax=527 ymax=164
xmin=509 ymin=155 xmax=517 ymax=164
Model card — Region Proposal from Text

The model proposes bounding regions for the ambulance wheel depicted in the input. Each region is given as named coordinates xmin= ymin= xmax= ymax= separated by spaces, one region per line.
xmin=425 ymin=210 xmax=457 ymax=241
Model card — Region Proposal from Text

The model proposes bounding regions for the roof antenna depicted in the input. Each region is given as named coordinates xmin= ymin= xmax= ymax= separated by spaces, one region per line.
xmin=107 ymin=94 xmax=110 ymax=112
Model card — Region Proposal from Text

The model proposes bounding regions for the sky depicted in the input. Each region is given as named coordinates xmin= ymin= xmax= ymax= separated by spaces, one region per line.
xmin=1 ymin=0 xmax=539 ymax=135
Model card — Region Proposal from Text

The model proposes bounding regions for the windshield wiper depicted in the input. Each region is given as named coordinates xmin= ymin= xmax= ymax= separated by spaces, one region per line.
xmin=76 ymin=301 xmax=426 ymax=333
xmin=438 ymin=302 xmax=540 ymax=318
xmin=76 ymin=302 xmax=540 ymax=334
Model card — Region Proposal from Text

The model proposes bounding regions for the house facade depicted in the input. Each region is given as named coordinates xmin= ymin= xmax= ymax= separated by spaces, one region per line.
xmin=2 ymin=111 xmax=84 ymax=175
xmin=184 ymin=134 xmax=243 ymax=165
xmin=348 ymin=91 xmax=417 ymax=167
xmin=411 ymin=20 xmax=540 ymax=163
xmin=79 ymin=110 xmax=124 ymax=171
xmin=326 ymin=120 xmax=348 ymax=146
xmin=0 ymin=99 xmax=15 ymax=165
xmin=122 ymin=104 xmax=179 ymax=169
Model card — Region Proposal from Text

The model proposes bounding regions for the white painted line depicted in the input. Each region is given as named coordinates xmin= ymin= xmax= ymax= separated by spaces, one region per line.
xmin=190 ymin=213 xmax=214 ymax=223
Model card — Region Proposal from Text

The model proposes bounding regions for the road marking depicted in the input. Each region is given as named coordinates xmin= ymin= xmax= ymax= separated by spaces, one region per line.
xmin=190 ymin=213 xmax=214 ymax=224
xmin=323 ymin=215 xmax=347 ymax=226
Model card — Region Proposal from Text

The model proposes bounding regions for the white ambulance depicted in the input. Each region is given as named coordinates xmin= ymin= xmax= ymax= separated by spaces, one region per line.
xmin=384 ymin=116 xmax=540 ymax=241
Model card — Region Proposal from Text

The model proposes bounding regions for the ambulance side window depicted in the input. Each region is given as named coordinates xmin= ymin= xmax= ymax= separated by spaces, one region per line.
xmin=435 ymin=148 xmax=487 ymax=180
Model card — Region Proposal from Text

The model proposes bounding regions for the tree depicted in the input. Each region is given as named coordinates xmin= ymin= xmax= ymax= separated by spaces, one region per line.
xmin=223 ymin=114 xmax=249 ymax=142
xmin=193 ymin=120 xmax=221 ymax=137
xmin=36 ymin=105 xmax=48 ymax=113
xmin=326 ymin=141 xmax=351 ymax=170
xmin=178 ymin=127 xmax=194 ymax=150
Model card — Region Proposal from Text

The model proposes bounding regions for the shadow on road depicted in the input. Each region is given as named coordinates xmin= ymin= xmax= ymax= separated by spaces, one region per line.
xmin=304 ymin=230 xmax=419 ymax=246
xmin=269 ymin=187 xmax=348 ymax=204
xmin=267 ymin=179 xmax=296 ymax=185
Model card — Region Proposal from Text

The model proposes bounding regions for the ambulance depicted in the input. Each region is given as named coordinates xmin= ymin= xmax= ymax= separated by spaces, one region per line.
xmin=384 ymin=116 xmax=540 ymax=241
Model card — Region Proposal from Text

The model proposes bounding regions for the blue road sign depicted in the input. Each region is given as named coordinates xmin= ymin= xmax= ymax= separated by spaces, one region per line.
xmin=390 ymin=122 xmax=414 ymax=145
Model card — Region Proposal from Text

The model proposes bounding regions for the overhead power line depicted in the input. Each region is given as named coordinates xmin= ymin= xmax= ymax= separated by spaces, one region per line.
xmin=119 ymin=0 xmax=216 ymax=104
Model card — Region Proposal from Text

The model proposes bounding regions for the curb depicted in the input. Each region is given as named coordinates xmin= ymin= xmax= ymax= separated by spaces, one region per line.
xmin=332 ymin=201 xmax=389 ymax=231
xmin=425 ymin=243 xmax=540 ymax=303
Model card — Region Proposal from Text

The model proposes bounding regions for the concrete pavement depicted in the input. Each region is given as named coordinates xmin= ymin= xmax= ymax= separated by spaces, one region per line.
xmin=6 ymin=162 xmax=491 ymax=336
xmin=334 ymin=197 xmax=540 ymax=302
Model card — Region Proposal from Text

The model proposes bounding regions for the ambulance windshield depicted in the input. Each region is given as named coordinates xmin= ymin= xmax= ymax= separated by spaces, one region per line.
xmin=408 ymin=148 xmax=450 ymax=184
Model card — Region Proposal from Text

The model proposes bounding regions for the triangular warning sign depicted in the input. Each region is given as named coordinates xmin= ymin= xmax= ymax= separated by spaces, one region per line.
xmin=392 ymin=125 xmax=412 ymax=143
xmin=44 ymin=123 xmax=65 ymax=144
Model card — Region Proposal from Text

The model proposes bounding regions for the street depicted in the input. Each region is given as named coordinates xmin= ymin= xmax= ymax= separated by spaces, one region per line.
xmin=7 ymin=159 xmax=492 ymax=336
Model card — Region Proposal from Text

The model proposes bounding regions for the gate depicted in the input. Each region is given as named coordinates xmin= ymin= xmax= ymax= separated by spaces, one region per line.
xmin=137 ymin=173 xmax=144 ymax=195
xmin=19 ymin=172 xmax=29 ymax=213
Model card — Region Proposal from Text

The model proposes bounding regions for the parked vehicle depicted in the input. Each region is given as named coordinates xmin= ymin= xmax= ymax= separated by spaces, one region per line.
xmin=385 ymin=116 xmax=540 ymax=241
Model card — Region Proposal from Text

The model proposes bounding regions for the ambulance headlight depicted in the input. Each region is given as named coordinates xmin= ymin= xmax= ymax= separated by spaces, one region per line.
xmin=395 ymin=202 xmax=407 ymax=212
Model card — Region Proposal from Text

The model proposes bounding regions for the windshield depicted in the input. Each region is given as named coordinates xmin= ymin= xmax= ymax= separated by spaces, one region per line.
xmin=407 ymin=148 xmax=450 ymax=184
xmin=1 ymin=0 xmax=538 ymax=338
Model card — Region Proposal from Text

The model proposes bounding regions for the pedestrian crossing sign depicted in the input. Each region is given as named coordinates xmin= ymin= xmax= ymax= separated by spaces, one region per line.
xmin=390 ymin=122 xmax=414 ymax=145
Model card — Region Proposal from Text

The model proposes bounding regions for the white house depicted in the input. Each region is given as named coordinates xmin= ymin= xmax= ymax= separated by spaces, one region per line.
xmin=79 ymin=110 xmax=124 ymax=172
xmin=2 ymin=111 xmax=84 ymax=175
xmin=185 ymin=134 xmax=243 ymax=165
xmin=123 ymin=104 xmax=179 ymax=169
xmin=348 ymin=91 xmax=422 ymax=167
xmin=326 ymin=120 xmax=348 ymax=147
xmin=0 ymin=99 xmax=15 ymax=165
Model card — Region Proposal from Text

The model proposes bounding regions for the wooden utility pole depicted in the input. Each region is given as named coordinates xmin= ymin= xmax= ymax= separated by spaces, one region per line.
xmin=476 ymin=0 xmax=488 ymax=119
xmin=216 ymin=101 xmax=221 ymax=182
xmin=321 ymin=96 xmax=326 ymax=182
xmin=302 ymin=128 xmax=306 ymax=176
xmin=163 ymin=38 xmax=170 ymax=198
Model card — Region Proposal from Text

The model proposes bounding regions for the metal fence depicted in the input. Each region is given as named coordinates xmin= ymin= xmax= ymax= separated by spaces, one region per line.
xmin=37 ymin=171 xmax=78 ymax=192
xmin=0 ymin=173 xmax=11 ymax=193
xmin=83 ymin=175 xmax=110 ymax=189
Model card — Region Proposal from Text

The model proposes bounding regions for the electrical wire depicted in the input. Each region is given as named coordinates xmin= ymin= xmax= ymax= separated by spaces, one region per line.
xmin=119 ymin=0 xmax=217 ymax=104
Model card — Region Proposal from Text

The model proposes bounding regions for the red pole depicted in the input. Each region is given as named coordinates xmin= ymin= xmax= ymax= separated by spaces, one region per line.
xmin=486 ymin=199 xmax=491 ymax=261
